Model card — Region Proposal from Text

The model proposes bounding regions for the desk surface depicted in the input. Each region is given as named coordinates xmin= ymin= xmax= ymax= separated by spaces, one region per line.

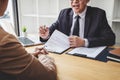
xmin=26 ymin=45 xmax=120 ymax=80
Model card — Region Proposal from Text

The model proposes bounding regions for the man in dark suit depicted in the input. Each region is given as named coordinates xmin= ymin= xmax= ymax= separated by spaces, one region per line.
xmin=39 ymin=0 xmax=115 ymax=47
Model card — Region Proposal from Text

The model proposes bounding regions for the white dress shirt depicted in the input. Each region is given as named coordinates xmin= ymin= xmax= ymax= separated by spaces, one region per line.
xmin=70 ymin=7 xmax=89 ymax=47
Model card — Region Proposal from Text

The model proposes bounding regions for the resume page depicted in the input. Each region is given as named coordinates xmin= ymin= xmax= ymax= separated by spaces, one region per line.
xmin=44 ymin=30 xmax=70 ymax=53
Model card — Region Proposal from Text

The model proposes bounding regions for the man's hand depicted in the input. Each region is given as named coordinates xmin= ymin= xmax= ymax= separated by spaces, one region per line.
xmin=69 ymin=36 xmax=85 ymax=47
xmin=39 ymin=25 xmax=49 ymax=39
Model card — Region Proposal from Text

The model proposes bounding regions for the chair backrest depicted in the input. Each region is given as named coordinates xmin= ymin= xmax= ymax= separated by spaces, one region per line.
xmin=0 ymin=19 xmax=17 ymax=37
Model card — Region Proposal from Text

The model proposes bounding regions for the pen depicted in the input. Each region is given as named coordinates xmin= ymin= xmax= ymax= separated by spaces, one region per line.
xmin=43 ymin=25 xmax=47 ymax=32
xmin=43 ymin=25 xmax=46 ymax=29
xmin=43 ymin=45 xmax=47 ymax=50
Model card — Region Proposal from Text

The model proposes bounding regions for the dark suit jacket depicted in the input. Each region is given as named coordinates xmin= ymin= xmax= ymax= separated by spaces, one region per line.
xmin=40 ymin=6 xmax=115 ymax=47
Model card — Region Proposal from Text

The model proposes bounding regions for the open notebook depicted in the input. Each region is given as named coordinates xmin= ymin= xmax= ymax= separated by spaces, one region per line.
xmin=0 ymin=19 xmax=41 ymax=46
xmin=67 ymin=46 xmax=106 ymax=59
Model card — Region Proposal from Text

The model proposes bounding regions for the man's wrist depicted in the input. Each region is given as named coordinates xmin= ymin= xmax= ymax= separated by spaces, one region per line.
xmin=41 ymin=35 xmax=50 ymax=40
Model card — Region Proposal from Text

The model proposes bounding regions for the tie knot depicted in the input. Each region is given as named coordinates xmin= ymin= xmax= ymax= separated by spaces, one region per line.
xmin=75 ymin=15 xmax=80 ymax=19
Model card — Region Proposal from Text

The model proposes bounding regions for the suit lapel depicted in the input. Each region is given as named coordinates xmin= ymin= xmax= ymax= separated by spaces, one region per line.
xmin=67 ymin=10 xmax=73 ymax=36
xmin=66 ymin=7 xmax=91 ymax=37
xmin=84 ymin=6 xmax=91 ymax=38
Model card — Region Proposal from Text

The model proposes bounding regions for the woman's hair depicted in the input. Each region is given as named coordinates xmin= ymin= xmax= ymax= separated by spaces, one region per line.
xmin=0 ymin=0 xmax=8 ymax=16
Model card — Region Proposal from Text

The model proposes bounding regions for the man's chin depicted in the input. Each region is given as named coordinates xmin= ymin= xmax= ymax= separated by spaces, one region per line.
xmin=73 ymin=10 xmax=80 ymax=14
xmin=73 ymin=8 xmax=84 ymax=14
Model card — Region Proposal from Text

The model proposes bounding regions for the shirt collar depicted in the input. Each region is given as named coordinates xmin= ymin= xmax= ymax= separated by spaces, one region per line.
xmin=73 ymin=6 xmax=87 ymax=19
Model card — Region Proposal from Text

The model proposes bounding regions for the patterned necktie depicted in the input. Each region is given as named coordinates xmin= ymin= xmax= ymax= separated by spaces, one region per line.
xmin=72 ymin=15 xmax=80 ymax=36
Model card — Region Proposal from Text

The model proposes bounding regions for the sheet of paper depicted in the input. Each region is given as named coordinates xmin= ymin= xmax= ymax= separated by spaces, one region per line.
xmin=68 ymin=46 xmax=106 ymax=58
xmin=44 ymin=30 xmax=70 ymax=53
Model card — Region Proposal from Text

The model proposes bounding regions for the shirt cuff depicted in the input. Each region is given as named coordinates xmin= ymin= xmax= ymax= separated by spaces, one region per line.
xmin=84 ymin=38 xmax=89 ymax=47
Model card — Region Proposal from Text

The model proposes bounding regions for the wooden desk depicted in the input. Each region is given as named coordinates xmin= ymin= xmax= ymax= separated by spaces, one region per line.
xmin=25 ymin=45 xmax=120 ymax=80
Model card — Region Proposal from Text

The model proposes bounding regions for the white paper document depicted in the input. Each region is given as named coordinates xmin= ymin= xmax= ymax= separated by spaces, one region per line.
xmin=68 ymin=46 xmax=106 ymax=58
xmin=44 ymin=30 xmax=70 ymax=53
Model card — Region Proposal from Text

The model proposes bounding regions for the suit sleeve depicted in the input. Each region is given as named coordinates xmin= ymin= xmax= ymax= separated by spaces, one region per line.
xmin=40 ymin=9 xmax=64 ymax=42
